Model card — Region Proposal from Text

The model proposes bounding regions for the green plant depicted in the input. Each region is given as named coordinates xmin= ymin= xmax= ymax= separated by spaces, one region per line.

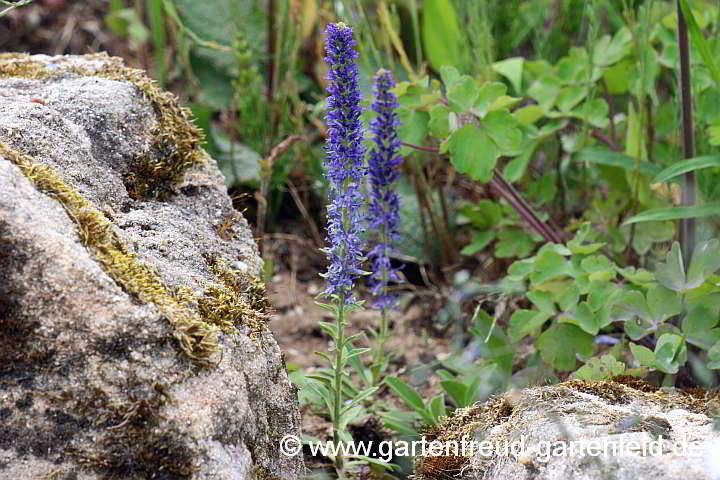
xmin=615 ymin=239 xmax=720 ymax=378
xmin=383 ymin=376 xmax=447 ymax=434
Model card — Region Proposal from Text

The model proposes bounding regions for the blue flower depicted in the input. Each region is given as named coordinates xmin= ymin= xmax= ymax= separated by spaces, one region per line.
xmin=368 ymin=69 xmax=403 ymax=309
xmin=321 ymin=23 xmax=367 ymax=302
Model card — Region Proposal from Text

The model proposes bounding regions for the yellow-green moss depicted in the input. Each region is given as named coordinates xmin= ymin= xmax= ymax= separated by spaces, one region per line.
xmin=0 ymin=52 xmax=206 ymax=199
xmin=199 ymin=258 xmax=271 ymax=335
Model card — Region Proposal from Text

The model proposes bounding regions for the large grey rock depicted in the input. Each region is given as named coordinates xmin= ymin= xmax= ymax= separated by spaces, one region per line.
xmin=0 ymin=53 xmax=304 ymax=479
xmin=416 ymin=379 xmax=720 ymax=480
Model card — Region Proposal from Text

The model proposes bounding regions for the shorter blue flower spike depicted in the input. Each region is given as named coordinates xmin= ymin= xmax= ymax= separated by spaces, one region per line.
xmin=368 ymin=69 xmax=403 ymax=309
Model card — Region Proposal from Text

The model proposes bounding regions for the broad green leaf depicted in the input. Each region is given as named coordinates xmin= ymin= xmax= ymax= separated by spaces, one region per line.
xmin=628 ymin=45 xmax=660 ymax=105
xmin=429 ymin=394 xmax=447 ymax=419
xmin=564 ymin=301 xmax=601 ymax=335
xmin=574 ymin=149 xmax=662 ymax=177
xmin=503 ymin=144 xmax=535 ymax=181
xmin=460 ymin=230 xmax=495 ymax=256
xmin=439 ymin=65 xmax=462 ymax=89
xmin=527 ymin=75 xmax=562 ymax=111
xmin=508 ymin=310 xmax=552 ymax=343
xmin=603 ymin=59 xmax=631 ymax=94
xmin=655 ymin=242 xmax=686 ymax=292
xmin=575 ymin=98 xmax=610 ymax=129
xmin=624 ymin=203 xmax=720 ymax=225
xmin=556 ymin=49 xmax=589 ymax=84
xmin=593 ymin=27 xmax=632 ymax=67
xmin=106 ymin=8 xmax=150 ymax=45
xmin=653 ymin=334 xmax=686 ymax=374
xmin=422 ymin=0 xmax=462 ymax=70
xmin=613 ymin=289 xmax=653 ymax=321
xmin=489 ymin=95 xmax=523 ymax=112
xmin=652 ymin=155 xmax=720 ymax=183
xmin=530 ymin=250 xmax=573 ymax=284
xmin=482 ymin=110 xmax=523 ymax=154
xmin=537 ymin=323 xmax=594 ymax=371
xmin=613 ymin=291 xmax=653 ymax=340
xmin=556 ymin=85 xmax=589 ymax=112
xmin=492 ymin=57 xmax=524 ymax=94
xmin=384 ymin=377 xmax=425 ymax=412
xmin=581 ymin=255 xmax=612 ymax=273
xmin=629 ymin=343 xmax=655 ymax=367
xmin=528 ymin=290 xmax=556 ymax=314
xmin=495 ymin=227 xmax=536 ymax=258
xmin=647 ymin=285 xmax=682 ymax=322
xmin=440 ymin=380 xmax=469 ymax=407
xmin=507 ymin=258 xmax=535 ymax=279
xmin=587 ymin=283 xmax=621 ymax=312
xmin=447 ymin=77 xmax=479 ymax=112
xmin=513 ymin=105 xmax=544 ymax=125
xmin=473 ymin=82 xmax=507 ymax=117
xmin=683 ymin=305 xmax=720 ymax=350
xmin=537 ymin=242 xmax=572 ymax=255
xmin=171 ymin=0 xmax=243 ymax=46
xmin=189 ymin=49 xmax=235 ymax=108
xmin=458 ymin=200 xmax=502 ymax=229
xmin=687 ymin=239 xmax=720 ymax=288
xmin=429 ymin=105 xmax=451 ymax=138
xmin=448 ymin=125 xmax=498 ymax=182
xmin=556 ymin=284 xmax=580 ymax=312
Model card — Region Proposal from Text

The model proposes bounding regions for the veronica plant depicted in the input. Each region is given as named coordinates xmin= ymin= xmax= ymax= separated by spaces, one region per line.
xmin=306 ymin=22 xmax=381 ymax=478
xmin=367 ymin=69 xmax=403 ymax=385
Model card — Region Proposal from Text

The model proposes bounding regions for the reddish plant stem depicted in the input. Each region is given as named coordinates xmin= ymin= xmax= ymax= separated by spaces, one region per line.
xmin=591 ymin=129 xmax=621 ymax=151
xmin=401 ymin=142 xmax=563 ymax=244
xmin=677 ymin=0 xmax=696 ymax=265
xmin=401 ymin=141 xmax=441 ymax=153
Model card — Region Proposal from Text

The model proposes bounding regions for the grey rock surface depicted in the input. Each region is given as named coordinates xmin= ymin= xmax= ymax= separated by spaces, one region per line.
xmin=0 ymin=53 xmax=304 ymax=479
xmin=418 ymin=379 xmax=720 ymax=480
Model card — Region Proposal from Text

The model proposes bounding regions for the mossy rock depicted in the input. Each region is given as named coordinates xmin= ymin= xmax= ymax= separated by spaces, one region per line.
xmin=416 ymin=378 xmax=720 ymax=480
xmin=0 ymin=53 xmax=304 ymax=480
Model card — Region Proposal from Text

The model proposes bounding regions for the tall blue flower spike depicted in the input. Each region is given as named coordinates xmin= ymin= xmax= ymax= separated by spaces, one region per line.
xmin=321 ymin=22 xmax=367 ymax=303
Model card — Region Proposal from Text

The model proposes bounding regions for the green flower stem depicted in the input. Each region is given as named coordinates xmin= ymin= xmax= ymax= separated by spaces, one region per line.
xmin=372 ymin=227 xmax=391 ymax=386
xmin=332 ymin=294 xmax=346 ymax=476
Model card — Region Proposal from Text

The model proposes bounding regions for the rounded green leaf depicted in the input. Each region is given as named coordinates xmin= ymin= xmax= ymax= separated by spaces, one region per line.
xmin=448 ymin=124 xmax=498 ymax=182
xmin=537 ymin=323 xmax=594 ymax=371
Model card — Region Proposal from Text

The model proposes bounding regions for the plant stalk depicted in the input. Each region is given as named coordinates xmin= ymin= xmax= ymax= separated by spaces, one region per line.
xmin=332 ymin=296 xmax=346 ymax=476
xmin=677 ymin=0 xmax=696 ymax=266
